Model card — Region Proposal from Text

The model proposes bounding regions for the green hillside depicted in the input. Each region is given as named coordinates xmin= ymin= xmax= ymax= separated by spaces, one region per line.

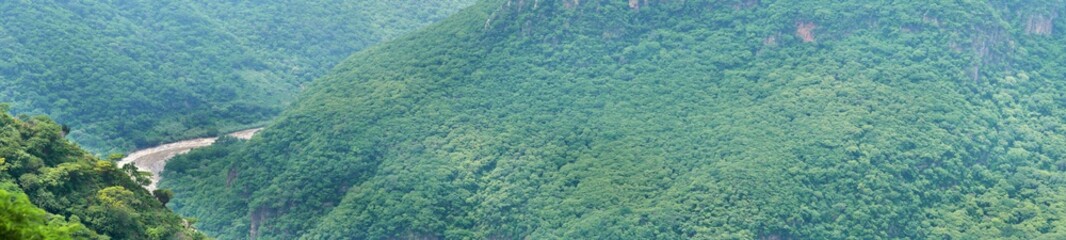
xmin=0 ymin=187 xmax=88 ymax=240
xmin=0 ymin=107 xmax=205 ymax=239
xmin=163 ymin=0 xmax=1066 ymax=239
xmin=0 ymin=0 xmax=473 ymax=153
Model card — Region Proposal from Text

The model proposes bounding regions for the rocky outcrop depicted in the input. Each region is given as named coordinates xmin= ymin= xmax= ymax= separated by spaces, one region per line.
xmin=249 ymin=207 xmax=272 ymax=240
xmin=796 ymin=21 xmax=816 ymax=43
xmin=735 ymin=0 xmax=759 ymax=9
xmin=763 ymin=34 xmax=778 ymax=46
xmin=1025 ymin=14 xmax=1055 ymax=35
xmin=564 ymin=0 xmax=580 ymax=9
xmin=968 ymin=27 xmax=1009 ymax=82
xmin=226 ymin=168 xmax=239 ymax=188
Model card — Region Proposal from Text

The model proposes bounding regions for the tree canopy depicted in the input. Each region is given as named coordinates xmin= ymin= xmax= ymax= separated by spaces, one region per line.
xmin=0 ymin=0 xmax=474 ymax=153
xmin=0 ymin=109 xmax=206 ymax=239
xmin=163 ymin=0 xmax=1066 ymax=239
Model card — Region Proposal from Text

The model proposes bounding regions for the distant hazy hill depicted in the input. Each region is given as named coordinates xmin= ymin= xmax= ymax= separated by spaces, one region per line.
xmin=164 ymin=0 xmax=1066 ymax=239
xmin=0 ymin=0 xmax=473 ymax=153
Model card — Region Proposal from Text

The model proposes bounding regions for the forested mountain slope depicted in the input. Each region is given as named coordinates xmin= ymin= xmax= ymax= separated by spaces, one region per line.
xmin=0 ymin=107 xmax=205 ymax=239
xmin=0 ymin=0 xmax=473 ymax=153
xmin=163 ymin=0 xmax=1066 ymax=239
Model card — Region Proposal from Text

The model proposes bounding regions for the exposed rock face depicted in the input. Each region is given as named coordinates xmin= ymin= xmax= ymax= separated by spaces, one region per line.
xmin=226 ymin=168 xmax=239 ymax=188
xmin=1025 ymin=14 xmax=1055 ymax=35
xmin=564 ymin=0 xmax=580 ymax=9
xmin=796 ymin=21 xmax=816 ymax=42
xmin=736 ymin=0 xmax=759 ymax=9
xmin=763 ymin=34 xmax=778 ymax=46
xmin=249 ymin=207 xmax=267 ymax=240
xmin=969 ymin=27 xmax=1010 ymax=82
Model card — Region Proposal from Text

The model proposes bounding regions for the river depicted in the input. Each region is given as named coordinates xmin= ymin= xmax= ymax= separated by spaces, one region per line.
xmin=117 ymin=128 xmax=262 ymax=191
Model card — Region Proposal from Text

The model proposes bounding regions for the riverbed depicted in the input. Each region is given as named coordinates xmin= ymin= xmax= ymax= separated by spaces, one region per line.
xmin=117 ymin=128 xmax=262 ymax=191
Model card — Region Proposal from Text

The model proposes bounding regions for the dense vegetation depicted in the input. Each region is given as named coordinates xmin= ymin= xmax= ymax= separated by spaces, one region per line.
xmin=0 ymin=106 xmax=205 ymax=239
xmin=0 ymin=0 xmax=473 ymax=153
xmin=163 ymin=0 xmax=1066 ymax=239
xmin=0 ymin=187 xmax=87 ymax=240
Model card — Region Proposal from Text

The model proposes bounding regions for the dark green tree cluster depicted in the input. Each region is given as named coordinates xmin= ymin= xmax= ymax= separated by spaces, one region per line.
xmin=0 ymin=0 xmax=473 ymax=154
xmin=0 ymin=106 xmax=207 ymax=239
xmin=163 ymin=0 xmax=1066 ymax=239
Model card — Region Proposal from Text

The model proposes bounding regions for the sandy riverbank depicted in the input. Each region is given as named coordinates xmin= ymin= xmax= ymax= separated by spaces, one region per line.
xmin=117 ymin=128 xmax=262 ymax=191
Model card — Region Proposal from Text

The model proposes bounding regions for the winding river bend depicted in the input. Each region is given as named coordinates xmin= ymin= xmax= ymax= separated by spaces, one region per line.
xmin=117 ymin=128 xmax=262 ymax=191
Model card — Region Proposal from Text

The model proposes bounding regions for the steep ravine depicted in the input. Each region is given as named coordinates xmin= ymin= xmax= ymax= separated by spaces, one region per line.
xmin=117 ymin=128 xmax=262 ymax=191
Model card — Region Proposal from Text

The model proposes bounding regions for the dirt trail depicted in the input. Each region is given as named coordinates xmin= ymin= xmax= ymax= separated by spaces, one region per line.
xmin=118 ymin=128 xmax=262 ymax=191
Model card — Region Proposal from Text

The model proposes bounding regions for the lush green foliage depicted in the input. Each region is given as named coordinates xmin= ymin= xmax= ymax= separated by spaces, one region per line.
xmin=0 ymin=0 xmax=473 ymax=153
xmin=165 ymin=0 xmax=1066 ymax=239
xmin=0 ymin=187 xmax=88 ymax=240
xmin=0 ymin=107 xmax=206 ymax=239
